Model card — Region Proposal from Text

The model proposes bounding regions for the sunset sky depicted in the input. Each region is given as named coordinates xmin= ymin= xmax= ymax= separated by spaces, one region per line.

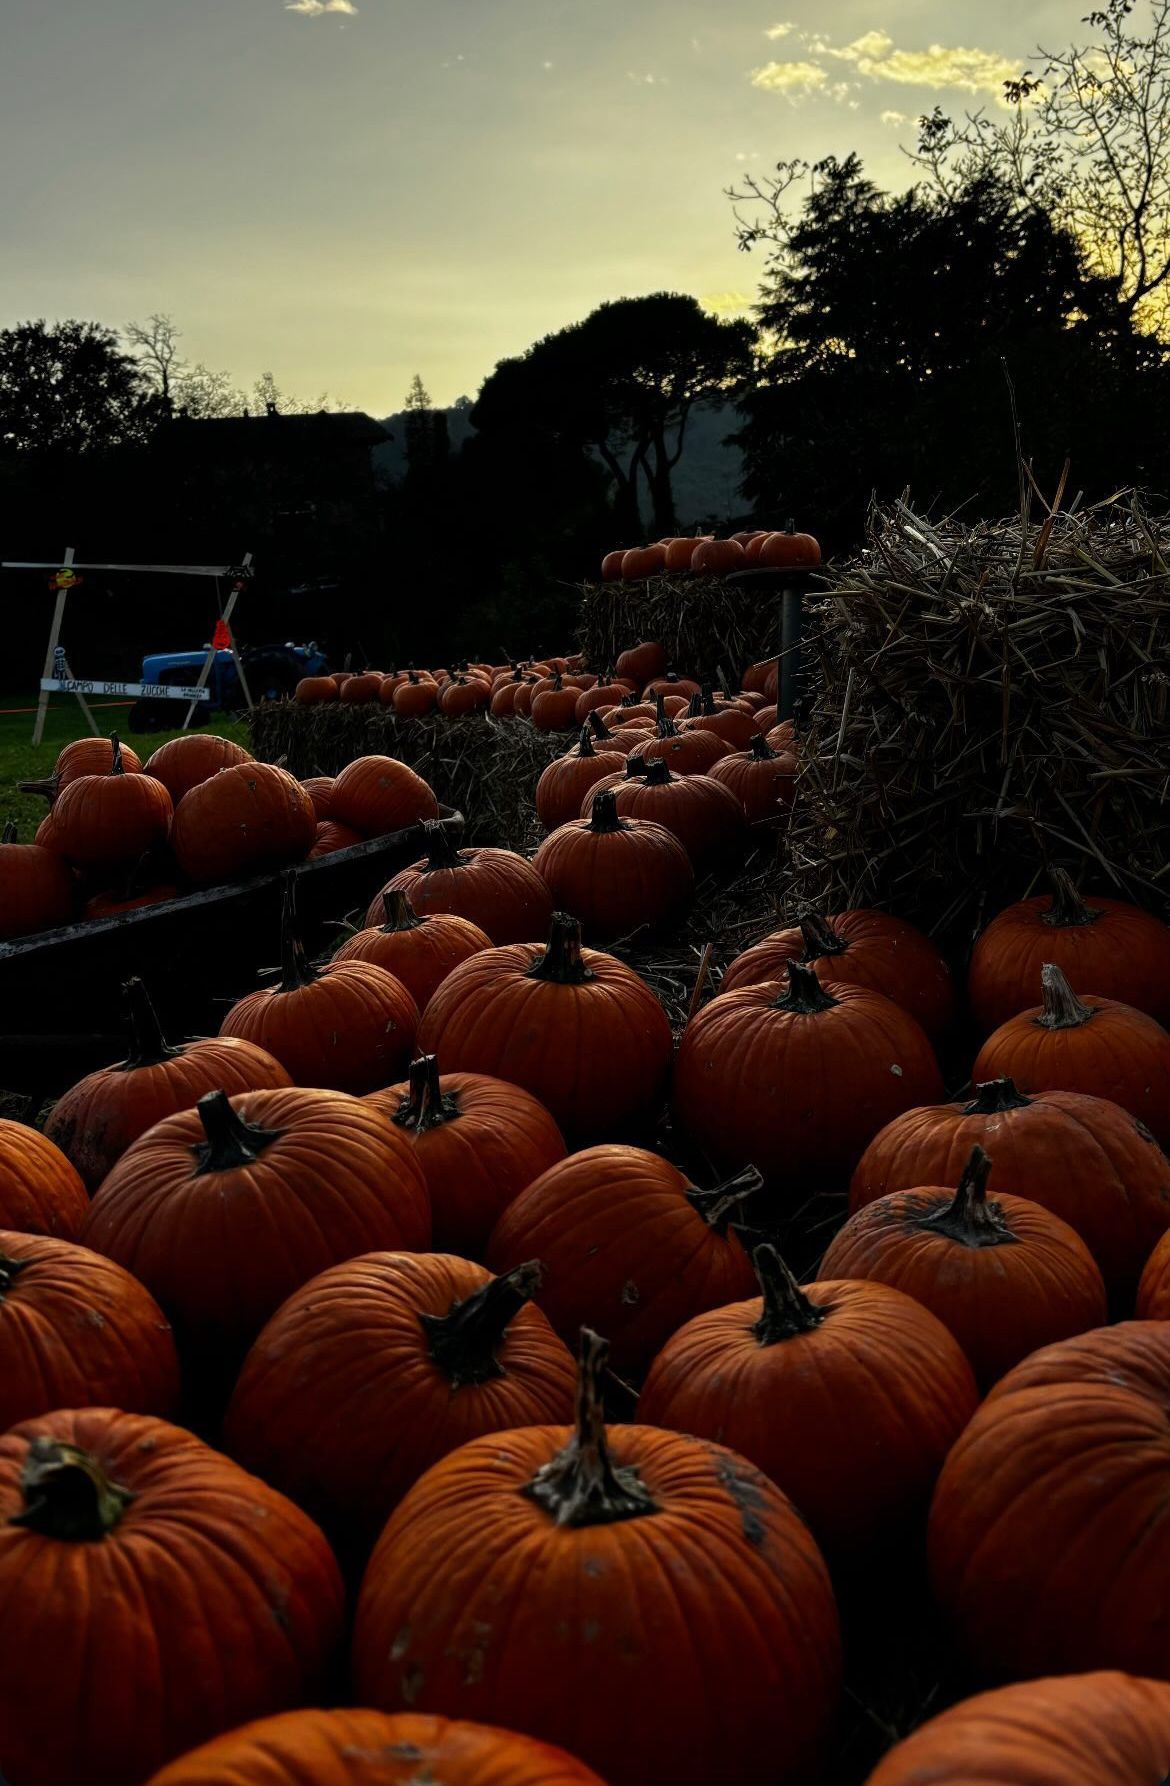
xmin=2 ymin=0 xmax=1076 ymax=412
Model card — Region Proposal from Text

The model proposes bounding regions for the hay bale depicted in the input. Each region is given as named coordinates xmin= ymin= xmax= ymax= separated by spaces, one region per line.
xmin=781 ymin=497 xmax=1170 ymax=947
xmin=248 ymin=703 xmax=566 ymax=851
xmin=578 ymin=574 xmax=781 ymax=679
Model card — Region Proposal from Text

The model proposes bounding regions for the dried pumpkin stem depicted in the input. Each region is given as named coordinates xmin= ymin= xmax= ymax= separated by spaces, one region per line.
xmin=420 ymin=819 xmax=465 ymax=872
xmin=1043 ymin=867 xmax=1102 ymax=930
xmin=120 ymin=976 xmax=179 ymax=1070
xmin=419 ymin=1260 xmax=543 ymax=1389
xmin=526 ymin=913 xmax=594 ymax=985
xmin=770 ymin=959 xmax=838 ymax=1014
xmin=277 ymin=873 xmax=317 ymax=993
xmin=964 ymin=1078 xmax=1032 ymax=1116
xmin=523 ymin=1328 xmax=657 ymax=1527
xmin=916 ymin=1146 xmax=1017 ymax=1249
xmin=0 ymin=1253 xmax=30 ymax=1299
xmin=9 ymin=1437 xmax=134 ymax=1541
xmin=109 ymin=733 xmax=125 ymax=777
xmin=395 ymin=1053 xmax=459 ymax=1132
xmin=2 ymin=821 xmax=17 ymax=844
xmin=193 ymin=1089 xmax=283 ymax=1174
xmin=798 ymin=911 xmax=848 ymax=960
xmin=748 ymin=734 xmax=776 ymax=762
xmin=642 ymin=757 xmax=670 ymax=786
xmin=380 ymin=889 xmax=423 ymax=934
xmin=576 ymin=727 xmax=596 ymax=760
xmin=586 ymin=711 xmax=617 ymax=742
xmin=1036 ymin=962 xmax=1095 ymax=1031
xmin=686 ymin=1164 xmax=763 ymax=1233
xmin=752 ymin=1245 xmax=826 ymax=1344
xmin=587 ymin=790 xmax=625 ymax=834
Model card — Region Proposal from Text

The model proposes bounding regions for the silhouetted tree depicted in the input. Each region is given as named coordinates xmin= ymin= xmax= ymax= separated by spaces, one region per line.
xmin=472 ymin=294 xmax=754 ymax=536
xmin=0 ymin=320 xmax=161 ymax=456
xmin=730 ymin=156 xmax=1168 ymax=542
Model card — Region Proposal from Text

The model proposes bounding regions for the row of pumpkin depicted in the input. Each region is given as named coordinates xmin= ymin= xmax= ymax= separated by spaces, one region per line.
xmin=598 ymin=524 xmax=823 ymax=581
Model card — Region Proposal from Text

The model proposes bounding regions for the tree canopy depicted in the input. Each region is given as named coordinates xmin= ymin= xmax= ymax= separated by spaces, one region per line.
xmin=0 ymin=320 xmax=162 ymax=456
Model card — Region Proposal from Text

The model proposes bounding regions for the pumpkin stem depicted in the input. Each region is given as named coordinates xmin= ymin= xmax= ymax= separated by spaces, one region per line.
xmin=526 ymin=913 xmax=594 ymax=985
xmin=277 ymin=873 xmax=317 ymax=993
xmin=0 ymin=1252 xmax=30 ymax=1299
xmin=587 ymin=711 xmax=616 ymax=742
xmin=380 ymin=889 xmax=424 ymax=934
xmin=576 ymin=727 xmax=596 ymax=760
xmin=769 ymin=960 xmax=838 ymax=1014
xmin=586 ymin=789 xmax=625 ymax=835
xmin=1043 ymin=867 xmax=1103 ymax=930
xmin=623 ymin=755 xmax=649 ymax=780
xmin=685 ymin=1164 xmax=763 ymax=1233
xmin=798 ymin=911 xmax=848 ymax=961
xmin=193 ymin=1089 xmax=283 ymax=1174
xmin=964 ymin=1077 xmax=1032 ymax=1116
xmin=2 ymin=821 xmax=16 ymax=844
xmin=617 ymin=692 xmax=641 ymax=710
xmin=1036 ymin=962 xmax=1095 ymax=1031
xmin=120 ymin=977 xmax=179 ymax=1070
xmin=642 ymin=757 xmax=671 ymax=786
xmin=686 ymin=692 xmax=702 ymax=718
xmin=419 ymin=1260 xmax=544 ymax=1389
xmin=420 ymin=820 xmax=465 ymax=872
xmin=699 ymin=682 xmax=718 ymax=714
xmin=394 ymin=1053 xmax=460 ymax=1132
xmin=109 ymin=733 xmax=125 ymax=777
xmin=916 ymin=1145 xmax=1018 ymax=1250
xmin=752 ymin=1245 xmax=826 ymax=1343
xmin=9 ymin=1437 xmax=134 ymax=1541
xmin=654 ymin=694 xmax=679 ymax=739
xmin=523 ymin=1328 xmax=658 ymax=1527
xmin=748 ymin=734 xmax=775 ymax=761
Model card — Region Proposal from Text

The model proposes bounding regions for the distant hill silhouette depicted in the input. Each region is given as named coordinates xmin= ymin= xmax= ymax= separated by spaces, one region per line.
xmin=373 ymin=398 xmax=746 ymax=529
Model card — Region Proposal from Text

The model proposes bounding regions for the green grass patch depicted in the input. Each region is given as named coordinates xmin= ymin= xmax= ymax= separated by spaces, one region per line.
xmin=0 ymin=699 xmax=250 ymax=837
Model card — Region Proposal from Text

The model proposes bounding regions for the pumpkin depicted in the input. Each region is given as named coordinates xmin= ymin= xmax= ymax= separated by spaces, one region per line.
xmin=851 ymin=1077 xmax=1170 ymax=1301
xmin=142 ymin=734 xmax=253 ymax=804
xmin=864 ymin=1673 xmax=1170 ymax=1786
xmin=691 ymin=538 xmax=746 ymax=577
xmin=661 ymin=536 xmax=705 ymax=573
xmin=616 ymin=640 xmax=666 ymax=685
xmin=0 ymin=1228 xmax=180 ymax=1428
xmin=821 ymin=1145 xmax=1107 ymax=1388
xmin=972 ymin=963 xmax=1170 ymax=1146
xmin=643 ymin=673 xmax=701 ymax=701
xmin=440 ymin=674 xmax=491 ymax=717
xmin=742 ymin=658 xmax=778 ymax=695
xmin=367 ymin=1053 xmax=566 ymax=1256
xmin=620 ymin=544 xmax=667 ymax=579
xmin=530 ymin=673 xmax=580 ymax=731
xmin=219 ymin=876 xmax=418 ymax=1092
xmin=0 ymin=1119 xmax=89 ymax=1238
xmin=1138 ymin=1231 xmax=1170 ymax=1318
xmin=601 ymin=550 xmax=626 ymax=581
xmin=295 ymin=674 xmax=338 ymax=703
xmin=383 ymin=822 xmax=554 ymax=945
xmin=490 ymin=672 xmax=531 ymax=717
xmin=225 ymin=1251 xmax=576 ymax=1566
xmin=144 ymin=1710 xmax=612 ymax=1786
xmin=968 ymin=869 xmax=1170 ymax=1032
xmin=308 ymin=819 xmax=362 ymax=858
xmin=639 ymin=1247 xmax=977 ymax=1558
xmin=530 ymin=790 xmax=692 ymax=941
xmin=172 ymin=761 xmax=316 ymax=886
xmin=337 ymin=891 xmax=491 ymax=1015
xmin=487 ymin=1146 xmax=760 ymax=1381
xmin=339 ymin=671 xmax=384 ymax=703
xmin=758 ymin=527 xmax=822 ymax=568
xmin=329 ymin=754 xmax=439 ymax=836
xmin=708 ymin=733 xmax=797 ymax=823
xmin=81 ymin=1085 xmax=431 ymax=1371
xmin=673 ymin=961 xmax=943 ymax=1192
xmin=681 ymin=687 xmax=757 ymax=750
xmin=0 ymin=822 xmax=74 ymax=938
xmin=536 ymin=729 xmax=627 ymax=831
xmin=0 ymin=1407 xmax=344 ymax=1786
xmin=43 ymin=975 xmax=292 ymax=1189
xmin=575 ymin=680 xmax=628 ymax=724
xmin=352 ymin=1329 xmax=841 ymax=1786
xmin=53 ymin=732 xmax=144 ymax=786
xmin=720 ymin=909 xmax=957 ymax=1046
xmin=84 ymin=883 xmax=179 ymax=919
xmin=51 ymin=734 xmax=173 ymax=869
xmin=300 ymin=775 xmax=335 ymax=819
xmin=393 ymin=672 xmax=440 ymax=716
xmin=585 ymin=758 xmax=746 ymax=869
xmin=418 ymin=913 xmax=673 ymax=1145
xmin=928 ymin=1322 xmax=1170 ymax=1681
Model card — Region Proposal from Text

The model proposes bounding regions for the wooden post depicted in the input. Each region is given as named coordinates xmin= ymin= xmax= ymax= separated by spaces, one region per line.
xmin=181 ymin=554 xmax=253 ymax=730
xmin=779 ymin=584 xmax=804 ymax=723
xmin=32 ymin=550 xmax=98 ymax=745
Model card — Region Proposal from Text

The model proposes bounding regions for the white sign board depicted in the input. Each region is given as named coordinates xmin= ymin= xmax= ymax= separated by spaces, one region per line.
xmin=40 ymin=678 xmax=211 ymax=702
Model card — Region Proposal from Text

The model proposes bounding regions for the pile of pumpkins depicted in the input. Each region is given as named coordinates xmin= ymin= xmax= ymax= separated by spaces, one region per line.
xmin=600 ymin=523 xmax=822 ymax=582
xmin=0 ymin=735 xmax=440 ymax=941
xmin=2 ymin=707 xmax=1170 ymax=1786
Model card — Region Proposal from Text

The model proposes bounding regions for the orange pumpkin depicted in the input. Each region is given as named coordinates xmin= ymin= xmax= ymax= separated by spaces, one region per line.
xmin=337 ymin=891 xmax=491 ymax=1014
xmin=329 ymin=754 xmax=439 ymax=836
xmin=51 ymin=736 xmax=173 ymax=869
xmin=691 ymin=538 xmax=746 ymax=577
xmin=620 ymin=544 xmax=667 ymax=579
xmin=172 ymin=762 xmax=315 ymax=886
xmin=0 ymin=822 xmax=74 ymax=939
xmin=0 ymin=1121 xmax=89 ymax=1238
xmin=758 ymin=528 xmax=822 ymax=568
xmin=142 ymin=734 xmax=253 ymax=804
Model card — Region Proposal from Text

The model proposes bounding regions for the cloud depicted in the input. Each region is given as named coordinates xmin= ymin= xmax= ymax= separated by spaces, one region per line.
xmin=285 ymin=0 xmax=357 ymax=15
xmin=880 ymin=108 xmax=909 ymax=125
xmin=703 ymin=290 xmax=753 ymax=315
xmin=823 ymin=30 xmax=894 ymax=61
xmin=627 ymin=70 xmax=668 ymax=85
xmin=765 ymin=21 xmax=795 ymax=40
xmin=857 ymin=43 xmax=1019 ymax=94
xmin=750 ymin=59 xmax=829 ymax=97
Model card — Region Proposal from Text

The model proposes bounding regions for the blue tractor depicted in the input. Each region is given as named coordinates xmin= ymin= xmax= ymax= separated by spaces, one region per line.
xmin=129 ymin=640 xmax=329 ymax=731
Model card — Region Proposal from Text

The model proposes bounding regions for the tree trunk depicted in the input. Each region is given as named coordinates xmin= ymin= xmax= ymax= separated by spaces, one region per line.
xmin=646 ymin=426 xmax=677 ymax=534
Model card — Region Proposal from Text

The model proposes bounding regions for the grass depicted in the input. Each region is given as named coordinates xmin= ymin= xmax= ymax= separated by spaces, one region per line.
xmin=0 ymin=699 xmax=251 ymax=836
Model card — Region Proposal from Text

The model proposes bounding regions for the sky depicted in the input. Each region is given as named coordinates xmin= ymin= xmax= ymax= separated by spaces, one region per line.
xmin=1 ymin=0 xmax=1078 ymax=412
